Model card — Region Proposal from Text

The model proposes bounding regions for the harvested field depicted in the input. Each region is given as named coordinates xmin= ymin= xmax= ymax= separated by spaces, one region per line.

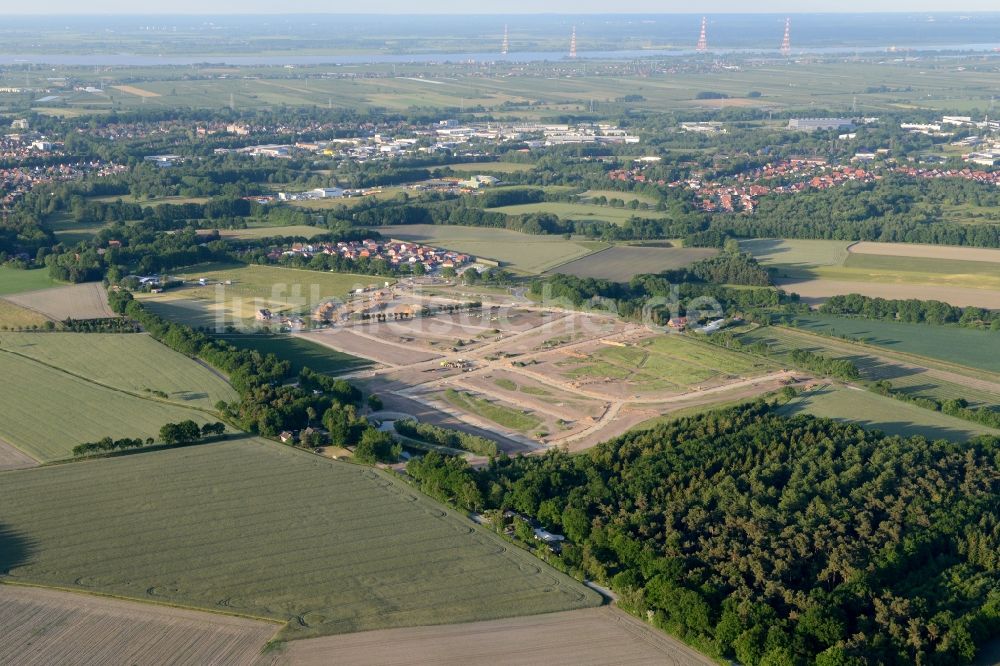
xmin=0 ymin=585 xmax=278 ymax=666
xmin=4 ymin=283 xmax=113 ymax=320
xmin=275 ymin=606 xmax=716 ymax=666
xmin=775 ymin=277 xmax=1000 ymax=309
xmin=546 ymin=245 xmax=717 ymax=281
xmin=445 ymin=161 xmax=535 ymax=174
xmin=111 ymin=84 xmax=161 ymax=97
xmin=850 ymin=241 xmax=1000 ymax=263
xmin=302 ymin=328 xmax=441 ymax=366
xmin=0 ymin=300 xmax=52 ymax=329
xmin=0 ymin=351 xmax=217 ymax=462
xmin=0 ymin=332 xmax=238 ymax=411
xmin=0 ymin=440 xmax=600 ymax=639
xmin=0 ymin=439 xmax=37 ymax=471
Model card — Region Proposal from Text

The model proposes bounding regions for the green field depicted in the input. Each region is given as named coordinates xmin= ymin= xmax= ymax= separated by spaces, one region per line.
xmin=214 ymin=225 xmax=329 ymax=240
xmin=39 ymin=60 xmax=1000 ymax=115
xmin=442 ymin=389 xmax=543 ymax=432
xmin=372 ymin=224 xmax=609 ymax=274
xmin=559 ymin=334 xmax=774 ymax=392
xmin=788 ymin=315 xmax=1000 ymax=374
xmin=546 ymin=244 xmax=717 ymax=281
xmin=782 ymin=385 xmax=1000 ymax=441
xmin=739 ymin=324 xmax=1000 ymax=408
xmin=0 ymin=439 xmax=600 ymax=638
xmin=0 ymin=268 xmax=58 ymax=297
xmin=743 ymin=238 xmax=1000 ymax=291
xmin=213 ymin=334 xmax=371 ymax=376
xmin=578 ymin=189 xmax=660 ymax=206
xmin=741 ymin=239 xmax=852 ymax=272
xmin=486 ymin=202 xmax=665 ymax=225
xmin=0 ymin=332 xmax=238 ymax=411
xmin=0 ymin=350 xmax=219 ymax=462
xmin=139 ymin=263 xmax=387 ymax=325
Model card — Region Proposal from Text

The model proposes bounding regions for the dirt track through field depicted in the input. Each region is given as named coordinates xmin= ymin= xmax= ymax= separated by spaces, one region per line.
xmin=0 ymin=585 xmax=279 ymax=666
xmin=274 ymin=606 xmax=716 ymax=666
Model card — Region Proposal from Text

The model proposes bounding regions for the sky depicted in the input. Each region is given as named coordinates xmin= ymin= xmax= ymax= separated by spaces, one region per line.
xmin=7 ymin=2 xmax=1000 ymax=14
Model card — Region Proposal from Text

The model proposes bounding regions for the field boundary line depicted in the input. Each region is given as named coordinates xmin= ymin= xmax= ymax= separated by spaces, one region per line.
xmin=774 ymin=324 xmax=1000 ymax=385
xmin=0 ymin=580 xmax=286 ymax=629
xmin=542 ymin=244 xmax=614 ymax=275
xmin=0 ymin=346 xmax=225 ymax=419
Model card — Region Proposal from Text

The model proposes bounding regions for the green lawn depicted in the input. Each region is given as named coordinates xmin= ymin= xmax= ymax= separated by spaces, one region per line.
xmin=781 ymin=385 xmax=1000 ymax=441
xmin=0 ymin=350 xmax=219 ymax=462
xmin=442 ymin=389 xmax=542 ymax=432
xmin=0 ymin=267 xmax=58 ymax=297
xmin=0 ymin=332 xmax=238 ymax=411
xmin=214 ymin=334 xmax=371 ymax=376
xmin=560 ymin=334 xmax=774 ymax=392
xmin=0 ymin=439 xmax=599 ymax=638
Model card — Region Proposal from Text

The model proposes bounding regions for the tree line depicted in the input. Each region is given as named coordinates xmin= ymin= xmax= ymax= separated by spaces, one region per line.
xmin=821 ymin=294 xmax=1000 ymax=331
xmin=72 ymin=420 xmax=226 ymax=456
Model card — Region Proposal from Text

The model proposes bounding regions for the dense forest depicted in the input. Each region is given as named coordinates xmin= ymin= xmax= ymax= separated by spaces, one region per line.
xmin=408 ymin=402 xmax=1000 ymax=665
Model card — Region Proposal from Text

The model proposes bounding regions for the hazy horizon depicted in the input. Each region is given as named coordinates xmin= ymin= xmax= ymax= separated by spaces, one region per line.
xmin=7 ymin=4 xmax=1000 ymax=15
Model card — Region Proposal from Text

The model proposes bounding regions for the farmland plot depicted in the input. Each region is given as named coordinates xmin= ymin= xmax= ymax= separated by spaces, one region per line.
xmin=0 ymin=439 xmax=600 ymax=639
xmin=0 ymin=351 xmax=217 ymax=462
xmin=4 ymin=283 xmax=113 ymax=320
xmin=0 ymin=332 xmax=238 ymax=410
xmin=275 ymin=606 xmax=717 ymax=666
xmin=0 ymin=586 xmax=279 ymax=666
xmin=546 ymin=245 xmax=717 ymax=281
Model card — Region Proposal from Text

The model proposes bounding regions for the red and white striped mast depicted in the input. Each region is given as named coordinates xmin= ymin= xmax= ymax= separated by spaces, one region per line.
xmin=780 ymin=18 xmax=792 ymax=56
xmin=696 ymin=17 xmax=708 ymax=52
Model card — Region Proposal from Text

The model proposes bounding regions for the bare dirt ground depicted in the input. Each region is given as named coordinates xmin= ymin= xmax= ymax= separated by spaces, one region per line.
xmin=850 ymin=241 xmax=1000 ymax=263
xmin=314 ymin=293 xmax=787 ymax=453
xmin=5 ymin=283 xmax=114 ymax=321
xmin=0 ymin=585 xmax=279 ymax=666
xmin=776 ymin=277 xmax=1000 ymax=309
xmin=0 ymin=438 xmax=38 ymax=471
xmin=273 ymin=606 xmax=717 ymax=666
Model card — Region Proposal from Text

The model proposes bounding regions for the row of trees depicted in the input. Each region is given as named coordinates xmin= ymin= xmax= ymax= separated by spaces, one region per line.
xmin=871 ymin=381 xmax=1000 ymax=428
xmin=788 ymin=348 xmax=861 ymax=381
xmin=393 ymin=419 xmax=499 ymax=457
xmin=821 ymin=293 xmax=1000 ymax=330
xmin=71 ymin=420 xmax=226 ymax=456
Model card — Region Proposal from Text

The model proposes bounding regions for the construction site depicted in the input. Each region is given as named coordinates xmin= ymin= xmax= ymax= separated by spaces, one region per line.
xmin=300 ymin=284 xmax=801 ymax=453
